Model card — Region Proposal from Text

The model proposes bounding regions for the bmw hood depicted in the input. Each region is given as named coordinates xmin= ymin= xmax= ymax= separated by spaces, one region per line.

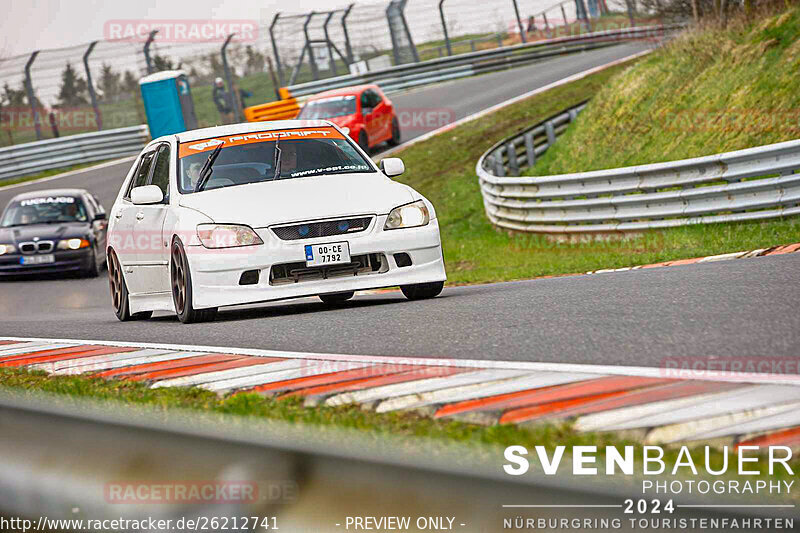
xmin=178 ymin=173 xmax=415 ymax=227
xmin=0 ymin=222 xmax=90 ymax=245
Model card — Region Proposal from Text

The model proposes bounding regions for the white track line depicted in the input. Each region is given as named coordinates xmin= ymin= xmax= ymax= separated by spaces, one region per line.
xmin=0 ymin=156 xmax=136 ymax=192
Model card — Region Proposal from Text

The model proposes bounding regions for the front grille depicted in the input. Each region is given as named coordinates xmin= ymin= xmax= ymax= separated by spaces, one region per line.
xmin=19 ymin=241 xmax=54 ymax=254
xmin=270 ymin=253 xmax=387 ymax=285
xmin=272 ymin=217 xmax=373 ymax=241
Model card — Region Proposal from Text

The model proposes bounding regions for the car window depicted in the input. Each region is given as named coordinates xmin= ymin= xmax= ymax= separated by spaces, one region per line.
xmin=367 ymin=90 xmax=382 ymax=108
xmin=297 ymin=96 xmax=356 ymax=119
xmin=360 ymin=91 xmax=371 ymax=111
xmin=177 ymin=126 xmax=374 ymax=194
xmin=125 ymin=151 xmax=156 ymax=199
xmin=149 ymin=144 xmax=171 ymax=200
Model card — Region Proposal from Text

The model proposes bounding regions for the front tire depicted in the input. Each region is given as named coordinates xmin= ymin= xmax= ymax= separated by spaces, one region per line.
xmin=83 ymin=244 xmax=101 ymax=278
xmin=388 ymin=117 xmax=401 ymax=146
xmin=319 ymin=291 xmax=355 ymax=304
xmin=107 ymin=249 xmax=152 ymax=321
xmin=171 ymin=238 xmax=217 ymax=324
xmin=400 ymin=281 xmax=444 ymax=301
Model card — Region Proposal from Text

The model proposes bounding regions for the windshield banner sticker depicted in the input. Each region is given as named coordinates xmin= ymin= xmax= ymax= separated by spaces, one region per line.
xmin=179 ymin=127 xmax=345 ymax=157
xmin=19 ymin=196 xmax=76 ymax=206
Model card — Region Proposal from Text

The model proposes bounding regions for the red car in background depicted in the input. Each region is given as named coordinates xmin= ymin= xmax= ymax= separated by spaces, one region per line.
xmin=296 ymin=84 xmax=400 ymax=152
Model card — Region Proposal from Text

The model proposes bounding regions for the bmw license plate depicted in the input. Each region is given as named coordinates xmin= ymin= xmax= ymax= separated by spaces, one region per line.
xmin=20 ymin=254 xmax=55 ymax=265
xmin=305 ymin=242 xmax=351 ymax=267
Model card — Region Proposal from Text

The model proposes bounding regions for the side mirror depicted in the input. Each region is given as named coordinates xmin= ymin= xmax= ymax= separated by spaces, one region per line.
xmin=379 ymin=158 xmax=405 ymax=177
xmin=131 ymin=185 xmax=164 ymax=205
xmin=93 ymin=211 xmax=107 ymax=221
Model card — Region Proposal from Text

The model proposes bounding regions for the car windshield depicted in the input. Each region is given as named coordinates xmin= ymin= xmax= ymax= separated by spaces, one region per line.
xmin=297 ymin=96 xmax=356 ymax=119
xmin=1 ymin=196 xmax=87 ymax=227
xmin=178 ymin=126 xmax=373 ymax=194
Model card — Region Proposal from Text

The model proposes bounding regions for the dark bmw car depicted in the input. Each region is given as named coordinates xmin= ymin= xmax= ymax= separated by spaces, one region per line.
xmin=0 ymin=188 xmax=107 ymax=277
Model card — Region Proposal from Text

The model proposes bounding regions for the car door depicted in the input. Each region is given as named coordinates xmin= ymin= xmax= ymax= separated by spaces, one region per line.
xmin=370 ymin=89 xmax=392 ymax=142
xmin=112 ymin=151 xmax=155 ymax=274
xmin=128 ymin=143 xmax=171 ymax=294
xmin=360 ymin=90 xmax=379 ymax=147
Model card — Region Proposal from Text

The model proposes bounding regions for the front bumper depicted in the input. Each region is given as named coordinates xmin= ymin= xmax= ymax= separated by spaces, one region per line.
xmin=0 ymin=249 xmax=93 ymax=276
xmin=184 ymin=216 xmax=446 ymax=309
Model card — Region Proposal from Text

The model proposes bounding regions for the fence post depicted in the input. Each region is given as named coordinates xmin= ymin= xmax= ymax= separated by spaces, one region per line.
xmin=342 ymin=4 xmax=355 ymax=65
xmin=82 ymin=41 xmax=102 ymax=131
xmin=512 ymin=0 xmax=527 ymax=43
xmin=23 ymin=51 xmax=42 ymax=141
xmin=560 ymin=4 xmax=569 ymax=35
xmin=143 ymin=30 xmax=158 ymax=74
xmin=303 ymin=12 xmax=320 ymax=81
xmin=221 ymin=33 xmax=241 ymax=122
xmin=397 ymin=0 xmax=420 ymax=63
xmin=269 ymin=13 xmax=285 ymax=87
xmin=323 ymin=11 xmax=337 ymax=77
xmin=438 ymin=0 xmax=452 ymax=56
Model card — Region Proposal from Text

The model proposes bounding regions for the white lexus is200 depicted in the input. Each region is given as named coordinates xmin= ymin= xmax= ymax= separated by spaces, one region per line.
xmin=106 ymin=120 xmax=446 ymax=323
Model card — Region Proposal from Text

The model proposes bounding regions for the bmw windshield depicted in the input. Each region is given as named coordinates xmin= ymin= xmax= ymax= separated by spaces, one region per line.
xmin=1 ymin=196 xmax=88 ymax=227
xmin=178 ymin=126 xmax=373 ymax=194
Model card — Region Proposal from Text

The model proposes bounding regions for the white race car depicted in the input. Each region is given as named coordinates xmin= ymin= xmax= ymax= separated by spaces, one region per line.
xmin=107 ymin=120 xmax=446 ymax=323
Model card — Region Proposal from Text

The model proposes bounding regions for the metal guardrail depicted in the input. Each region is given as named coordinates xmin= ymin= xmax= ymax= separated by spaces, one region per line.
xmin=476 ymin=104 xmax=800 ymax=234
xmin=287 ymin=24 xmax=681 ymax=97
xmin=0 ymin=125 xmax=149 ymax=182
xmin=0 ymin=391 xmax=782 ymax=531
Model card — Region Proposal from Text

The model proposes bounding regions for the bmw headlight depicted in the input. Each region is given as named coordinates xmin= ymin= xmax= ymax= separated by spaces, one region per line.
xmin=57 ymin=238 xmax=90 ymax=250
xmin=196 ymin=224 xmax=263 ymax=248
xmin=384 ymin=200 xmax=430 ymax=230
xmin=0 ymin=244 xmax=16 ymax=255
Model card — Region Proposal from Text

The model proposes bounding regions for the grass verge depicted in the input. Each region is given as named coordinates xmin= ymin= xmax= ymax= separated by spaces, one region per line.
xmin=2 ymin=365 xmax=797 ymax=490
xmin=389 ymin=42 xmax=800 ymax=285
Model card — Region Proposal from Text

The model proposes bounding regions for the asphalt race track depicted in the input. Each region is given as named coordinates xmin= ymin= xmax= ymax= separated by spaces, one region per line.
xmin=6 ymin=42 xmax=798 ymax=369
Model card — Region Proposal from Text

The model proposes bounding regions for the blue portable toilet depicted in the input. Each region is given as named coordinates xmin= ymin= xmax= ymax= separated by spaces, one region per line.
xmin=139 ymin=70 xmax=198 ymax=139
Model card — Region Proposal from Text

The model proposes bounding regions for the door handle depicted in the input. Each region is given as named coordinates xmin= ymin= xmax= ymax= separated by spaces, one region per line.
xmin=115 ymin=211 xmax=123 ymax=219
xmin=136 ymin=212 xmax=144 ymax=221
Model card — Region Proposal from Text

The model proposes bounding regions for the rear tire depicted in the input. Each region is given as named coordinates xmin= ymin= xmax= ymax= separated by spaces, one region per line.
xmin=358 ymin=131 xmax=369 ymax=153
xmin=107 ymin=249 xmax=152 ymax=321
xmin=171 ymin=238 xmax=217 ymax=324
xmin=319 ymin=291 xmax=355 ymax=304
xmin=388 ymin=117 xmax=401 ymax=146
xmin=400 ymin=281 xmax=444 ymax=301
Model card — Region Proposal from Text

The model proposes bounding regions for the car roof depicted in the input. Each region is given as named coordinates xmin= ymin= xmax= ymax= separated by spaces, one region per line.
xmin=11 ymin=188 xmax=89 ymax=201
xmin=163 ymin=119 xmax=337 ymax=145
xmin=309 ymin=85 xmax=378 ymax=99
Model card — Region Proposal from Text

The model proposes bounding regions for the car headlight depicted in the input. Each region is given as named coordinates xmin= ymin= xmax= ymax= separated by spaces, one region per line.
xmin=196 ymin=224 xmax=263 ymax=248
xmin=0 ymin=244 xmax=16 ymax=255
xmin=384 ymin=200 xmax=430 ymax=230
xmin=57 ymin=238 xmax=90 ymax=250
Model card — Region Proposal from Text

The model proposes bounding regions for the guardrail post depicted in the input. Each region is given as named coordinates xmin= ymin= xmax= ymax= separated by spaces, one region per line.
xmin=506 ymin=141 xmax=520 ymax=176
xmin=269 ymin=13 xmax=285 ymax=87
xmin=143 ymin=30 xmax=158 ymax=74
xmin=323 ymin=12 xmax=337 ymax=76
xmin=545 ymin=121 xmax=556 ymax=146
xmin=494 ymin=149 xmax=506 ymax=177
xmin=512 ymin=0 xmax=527 ymax=43
xmin=524 ymin=132 xmax=536 ymax=167
xmin=82 ymin=41 xmax=102 ymax=131
xmin=23 ymin=51 xmax=42 ymax=141
xmin=342 ymin=4 xmax=355 ymax=64
xmin=221 ymin=33 xmax=241 ymax=122
xmin=438 ymin=0 xmax=452 ymax=56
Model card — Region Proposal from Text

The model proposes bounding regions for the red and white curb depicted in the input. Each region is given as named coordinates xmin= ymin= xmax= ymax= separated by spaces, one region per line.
xmin=3 ymin=336 xmax=800 ymax=448
xmin=583 ymin=242 xmax=800 ymax=275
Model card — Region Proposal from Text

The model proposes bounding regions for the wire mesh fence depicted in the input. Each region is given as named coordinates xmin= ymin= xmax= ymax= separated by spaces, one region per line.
xmin=0 ymin=0 xmax=650 ymax=148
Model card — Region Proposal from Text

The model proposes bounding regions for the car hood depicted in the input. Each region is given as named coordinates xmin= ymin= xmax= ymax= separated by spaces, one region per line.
xmin=0 ymin=222 xmax=90 ymax=245
xmin=178 ymin=173 xmax=415 ymax=227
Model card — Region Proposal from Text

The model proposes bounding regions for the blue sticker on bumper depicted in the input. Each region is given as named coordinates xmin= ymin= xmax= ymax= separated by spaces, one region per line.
xmin=305 ymin=245 xmax=314 ymax=261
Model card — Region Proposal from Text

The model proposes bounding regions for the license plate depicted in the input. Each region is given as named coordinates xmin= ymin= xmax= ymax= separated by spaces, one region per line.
xmin=20 ymin=254 xmax=55 ymax=265
xmin=304 ymin=242 xmax=351 ymax=267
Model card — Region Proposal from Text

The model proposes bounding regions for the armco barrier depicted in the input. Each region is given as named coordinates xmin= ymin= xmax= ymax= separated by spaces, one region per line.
xmin=476 ymin=104 xmax=800 ymax=234
xmin=287 ymin=25 xmax=681 ymax=97
xmin=0 ymin=125 xmax=149 ymax=182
